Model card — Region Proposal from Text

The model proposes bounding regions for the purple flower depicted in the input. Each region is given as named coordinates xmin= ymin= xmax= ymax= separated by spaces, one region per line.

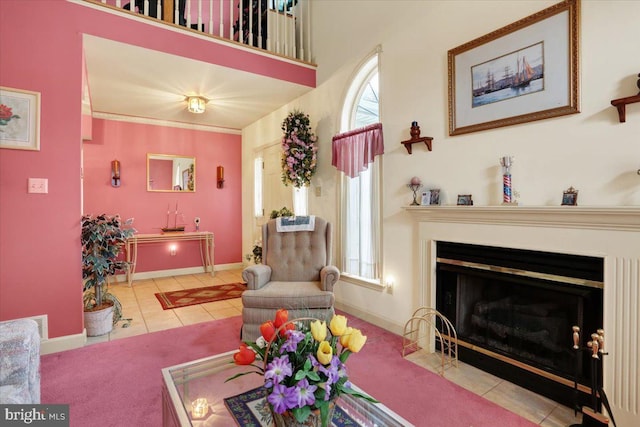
xmin=268 ymin=383 xmax=298 ymax=413
xmin=295 ymin=378 xmax=317 ymax=407
xmin=265 ymin=355 xmax=293 ymax=384
xmin=281 ymin=330 xmax=305 ymax=353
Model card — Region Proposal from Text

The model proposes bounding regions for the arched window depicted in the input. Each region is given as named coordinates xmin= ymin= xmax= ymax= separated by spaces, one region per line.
xmin=339 ymin=51 xmax=381 ymax=283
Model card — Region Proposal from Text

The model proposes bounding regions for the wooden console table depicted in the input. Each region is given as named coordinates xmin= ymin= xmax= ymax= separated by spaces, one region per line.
xmin=125 ymin=232 xmax=214 ymax=286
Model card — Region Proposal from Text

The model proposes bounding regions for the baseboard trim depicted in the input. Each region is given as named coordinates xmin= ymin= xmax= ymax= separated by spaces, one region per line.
xmin=40 ymin=330 xmax=87 ymax=355
xmin=113 ymin=262 xmax=244 ymax=283
xmin=335 ymin=301 xmax=404 ymax=336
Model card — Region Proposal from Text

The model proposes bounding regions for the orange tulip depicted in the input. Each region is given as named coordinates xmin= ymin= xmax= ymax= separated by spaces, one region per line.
xmin=279 ymin=322 xmax=295 ymax=337
xmin=233 ymin=344 xmax=256 ymax=365
xmin=274 ymin=309 xmax=289 ymax=328
xmin=260 ymin=320 xmax=276 ymax=342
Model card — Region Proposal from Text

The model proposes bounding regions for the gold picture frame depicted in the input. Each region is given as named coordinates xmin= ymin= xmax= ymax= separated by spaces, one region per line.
xmin=0 ymin=86 xmax=41 ymax=151
xmin=448 ymin=0 xmax=580 ymax=136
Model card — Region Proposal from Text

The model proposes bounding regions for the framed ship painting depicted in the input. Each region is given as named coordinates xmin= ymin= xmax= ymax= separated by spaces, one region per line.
xmin=448 ymin=0 xmax=580 ymax=136
xmin=0 ymin=86 xmax=41 ymax=151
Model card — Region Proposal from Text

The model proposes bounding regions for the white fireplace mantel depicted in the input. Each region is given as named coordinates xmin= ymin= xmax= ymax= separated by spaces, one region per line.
xmin=404 ymin=205 xmax=640 ymax=232
xmin=405 ymin=204 xmax=639 ymax=426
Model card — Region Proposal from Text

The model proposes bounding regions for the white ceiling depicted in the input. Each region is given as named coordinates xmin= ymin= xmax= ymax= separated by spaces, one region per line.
xmin=83 ymin=35 xmax=313 ymax=131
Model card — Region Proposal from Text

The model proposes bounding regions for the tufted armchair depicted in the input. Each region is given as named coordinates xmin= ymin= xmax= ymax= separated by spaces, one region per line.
xmin=241 ymin=217 xmax=340 ymax=341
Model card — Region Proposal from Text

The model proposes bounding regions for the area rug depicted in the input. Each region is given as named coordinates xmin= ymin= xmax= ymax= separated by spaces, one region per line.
xmin=154 ymin=282 xmax=246 ymax=309
xmin=40 ymin=314 xmax=538 ymax=427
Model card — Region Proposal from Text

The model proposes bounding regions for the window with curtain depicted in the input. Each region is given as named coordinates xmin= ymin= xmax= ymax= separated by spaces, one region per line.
xmin=338 ymin=53 xmax=381 ymax=283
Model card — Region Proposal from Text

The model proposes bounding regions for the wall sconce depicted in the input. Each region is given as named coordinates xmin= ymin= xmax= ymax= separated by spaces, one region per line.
xmin=186 ymin=96 xmax=208 ymax=114
xmin=217 ymin=166 xmax=224 ymax=188
xmin=169 ymin=244 xmax=177 ymax=256
xmin=111 ymin=160 xmax=121 ymax=187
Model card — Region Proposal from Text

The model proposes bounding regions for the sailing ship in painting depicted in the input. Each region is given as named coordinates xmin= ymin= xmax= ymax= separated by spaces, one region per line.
xmin=472 ymin=42 xmax=544 ymax=108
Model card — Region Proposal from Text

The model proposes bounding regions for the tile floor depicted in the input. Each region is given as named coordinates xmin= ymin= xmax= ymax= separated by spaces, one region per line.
xmin=89 ymin=268 xmax=582 ymax=426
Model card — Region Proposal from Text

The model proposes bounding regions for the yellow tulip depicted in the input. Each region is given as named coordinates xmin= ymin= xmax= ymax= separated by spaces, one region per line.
xmin=310 ymin=320 xmax=327 ymax=342
xmin=329 ymin=315 xmax=348 ymax=336
xmin=317 ymin=341 xmax=333 ymax=365
xmin=340 ymin=327 xmax=354 ymax=347
xmin=346 ymin=328 xmax=367 ymax=353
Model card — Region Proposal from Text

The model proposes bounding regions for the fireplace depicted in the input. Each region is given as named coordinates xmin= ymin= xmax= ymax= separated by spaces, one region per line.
xmin=406 ymin=206 xmax=639 ymax=425
xmin=434 ymin=241 xmax=603 ymax=407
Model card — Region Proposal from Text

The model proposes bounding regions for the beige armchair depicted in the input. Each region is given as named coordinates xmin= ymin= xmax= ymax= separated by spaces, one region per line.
xmin=241 ymin=217 xmax=340 ymax=341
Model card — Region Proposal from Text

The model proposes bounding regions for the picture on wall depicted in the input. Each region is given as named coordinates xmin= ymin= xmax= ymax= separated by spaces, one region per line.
xmin=0 ymin=86 xmax=41 ymax=151
xmin=448 ymin=0 xmax=580 ymax=135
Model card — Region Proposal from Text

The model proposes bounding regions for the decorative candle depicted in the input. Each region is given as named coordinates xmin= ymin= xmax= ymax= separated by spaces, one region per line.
xmin=191 ymin=398 xmax=209 ymax=419
xmin=410 ymin=176 xmax=421 ymax=185
xmin=217 ymin=166 xmax=224 ymax=181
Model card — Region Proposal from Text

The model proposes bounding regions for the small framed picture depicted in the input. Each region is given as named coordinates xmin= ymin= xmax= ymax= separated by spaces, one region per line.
xmin=457 ymin=194 xmax=473 ymax=206
xmin=429 ymin=189 xmax=441 ymax=205
xmin=420 ymin=191 xmax=431 ymax=206
xmin=561 ymin=187 xmax=578 ymax=206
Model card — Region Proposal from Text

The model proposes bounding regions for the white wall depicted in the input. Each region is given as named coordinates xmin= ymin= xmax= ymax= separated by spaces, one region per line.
xmin=242 ymin=1 xmax=640 ymax=331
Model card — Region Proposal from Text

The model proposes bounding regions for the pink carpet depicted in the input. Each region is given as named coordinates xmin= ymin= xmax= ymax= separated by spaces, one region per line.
xmin=41 ymin=315 xmax=537 ymax=427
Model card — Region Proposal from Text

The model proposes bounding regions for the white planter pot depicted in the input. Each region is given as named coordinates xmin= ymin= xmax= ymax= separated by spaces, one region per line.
xmin=84 ymin=304 xmax=114 ymax=337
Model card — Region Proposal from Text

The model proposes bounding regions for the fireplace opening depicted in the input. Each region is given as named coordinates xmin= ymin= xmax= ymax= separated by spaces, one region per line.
xmin=435 ymin=241 xmax=603 ymax=408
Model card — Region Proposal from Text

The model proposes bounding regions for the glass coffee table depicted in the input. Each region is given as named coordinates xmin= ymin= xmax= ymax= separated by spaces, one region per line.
xmin=162 ymin=350 xmax=414 ymax=426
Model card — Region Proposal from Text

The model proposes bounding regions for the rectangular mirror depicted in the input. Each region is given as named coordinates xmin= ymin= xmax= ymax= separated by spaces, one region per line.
xmin=147 ymin=153 xmax=195 ymax=192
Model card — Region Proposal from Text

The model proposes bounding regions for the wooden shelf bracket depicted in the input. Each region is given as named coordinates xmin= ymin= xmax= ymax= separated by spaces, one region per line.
xmin=401 ymin=136 xmax=433 ymax=154
xmin=610 ymin=94 xmax=640 ymax=123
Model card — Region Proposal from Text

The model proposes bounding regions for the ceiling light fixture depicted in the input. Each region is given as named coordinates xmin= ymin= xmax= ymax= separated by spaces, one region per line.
xmin=186 ymin=96 xmax=208 ymax=114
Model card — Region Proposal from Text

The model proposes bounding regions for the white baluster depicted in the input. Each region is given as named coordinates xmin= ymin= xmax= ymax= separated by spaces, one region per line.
xmin=116 ymin=0 xmax=121 ymax=8
xmin=229 ymin=0 xmax=233 ymax=40
xmin=248 ymin=0 xmax=253 ymax=46
xmin=275 ymin=2 xmax=280 ymax=54
xmin=186 ymin=0 xmax=191 ymax=28
xmin=144 ymin=0 xmax=149 ymax=16
xmin=219 ymin=0 xmax=224 ymax=37
xmin=197 ymin=0 xmax=202 ymax=32
xmin=257 ymin=0 xmax=262 ymax=49
xmin=298 ymin=0 xmax=304 ymax=60
xmin=306 ymin=0 xmax=311 ymax=62
xmin=208 ymin=0 xmax=214 ymax=35
xmin=174 ymin=0 xmax=179 ymax=24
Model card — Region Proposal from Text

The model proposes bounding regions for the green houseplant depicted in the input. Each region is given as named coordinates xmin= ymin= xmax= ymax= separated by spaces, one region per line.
xmin=81 ymin=214 xmax=135 ymax=336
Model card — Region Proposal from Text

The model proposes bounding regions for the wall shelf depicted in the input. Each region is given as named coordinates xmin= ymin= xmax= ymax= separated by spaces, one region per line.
xmin=401 ymin=136 xmax=433 ymax=154
xmin=610 ymin=94 xmax=640 ymax=123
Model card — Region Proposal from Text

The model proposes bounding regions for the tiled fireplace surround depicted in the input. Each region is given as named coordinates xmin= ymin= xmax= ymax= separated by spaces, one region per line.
xmin=406 ymin=206 xmax=639 ymax=426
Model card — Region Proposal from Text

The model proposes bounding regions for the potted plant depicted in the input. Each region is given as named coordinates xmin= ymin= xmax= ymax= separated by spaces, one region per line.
xmin=81 ymin=214 xmax=135 ymax=336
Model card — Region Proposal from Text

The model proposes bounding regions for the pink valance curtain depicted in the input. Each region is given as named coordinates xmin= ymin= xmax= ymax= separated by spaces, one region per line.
xmin=331 ymin=123 xmax=384 ymax=178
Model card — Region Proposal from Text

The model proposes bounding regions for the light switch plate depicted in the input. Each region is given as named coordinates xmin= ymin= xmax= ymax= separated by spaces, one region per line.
xmin=28 ymin=178 xmax=48 ymax=194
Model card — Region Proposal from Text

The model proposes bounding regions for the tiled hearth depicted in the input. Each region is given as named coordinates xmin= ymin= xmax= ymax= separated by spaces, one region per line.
xmin=406 ymin=206 xmax=640 ymax=427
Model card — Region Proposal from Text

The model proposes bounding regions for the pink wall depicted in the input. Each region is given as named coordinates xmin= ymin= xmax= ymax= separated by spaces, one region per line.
xmin=0 ymin=0 xmax=314 ymax=339
xmin=0 ymin=0 xmax=84 ymax=338
xmin=83 ymin=119 xmax=242 ymax=271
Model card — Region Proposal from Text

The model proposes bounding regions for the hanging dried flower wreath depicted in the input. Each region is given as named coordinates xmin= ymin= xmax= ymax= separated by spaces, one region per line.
xmin=281 ymin=110 xmax=318 ymax=188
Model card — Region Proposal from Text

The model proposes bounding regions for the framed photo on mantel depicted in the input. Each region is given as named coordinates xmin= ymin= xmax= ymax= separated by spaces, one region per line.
xmin=447 ymin=0 xmax=580 ymax=136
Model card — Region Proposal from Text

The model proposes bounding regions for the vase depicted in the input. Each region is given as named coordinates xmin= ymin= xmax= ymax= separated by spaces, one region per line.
xmin=271 ymin=401 xmax=336 ymax=427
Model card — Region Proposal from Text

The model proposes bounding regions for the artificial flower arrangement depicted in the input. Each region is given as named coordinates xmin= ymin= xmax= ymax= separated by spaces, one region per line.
xmin=228 ymin=309 xmax=376 ymax=427
xmin=281 ymin=111 xmax=318 ymax=188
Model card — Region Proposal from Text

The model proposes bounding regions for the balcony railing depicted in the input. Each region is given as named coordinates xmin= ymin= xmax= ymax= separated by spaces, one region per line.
xmin=92 ymin=0 xmax=312 ymax=63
